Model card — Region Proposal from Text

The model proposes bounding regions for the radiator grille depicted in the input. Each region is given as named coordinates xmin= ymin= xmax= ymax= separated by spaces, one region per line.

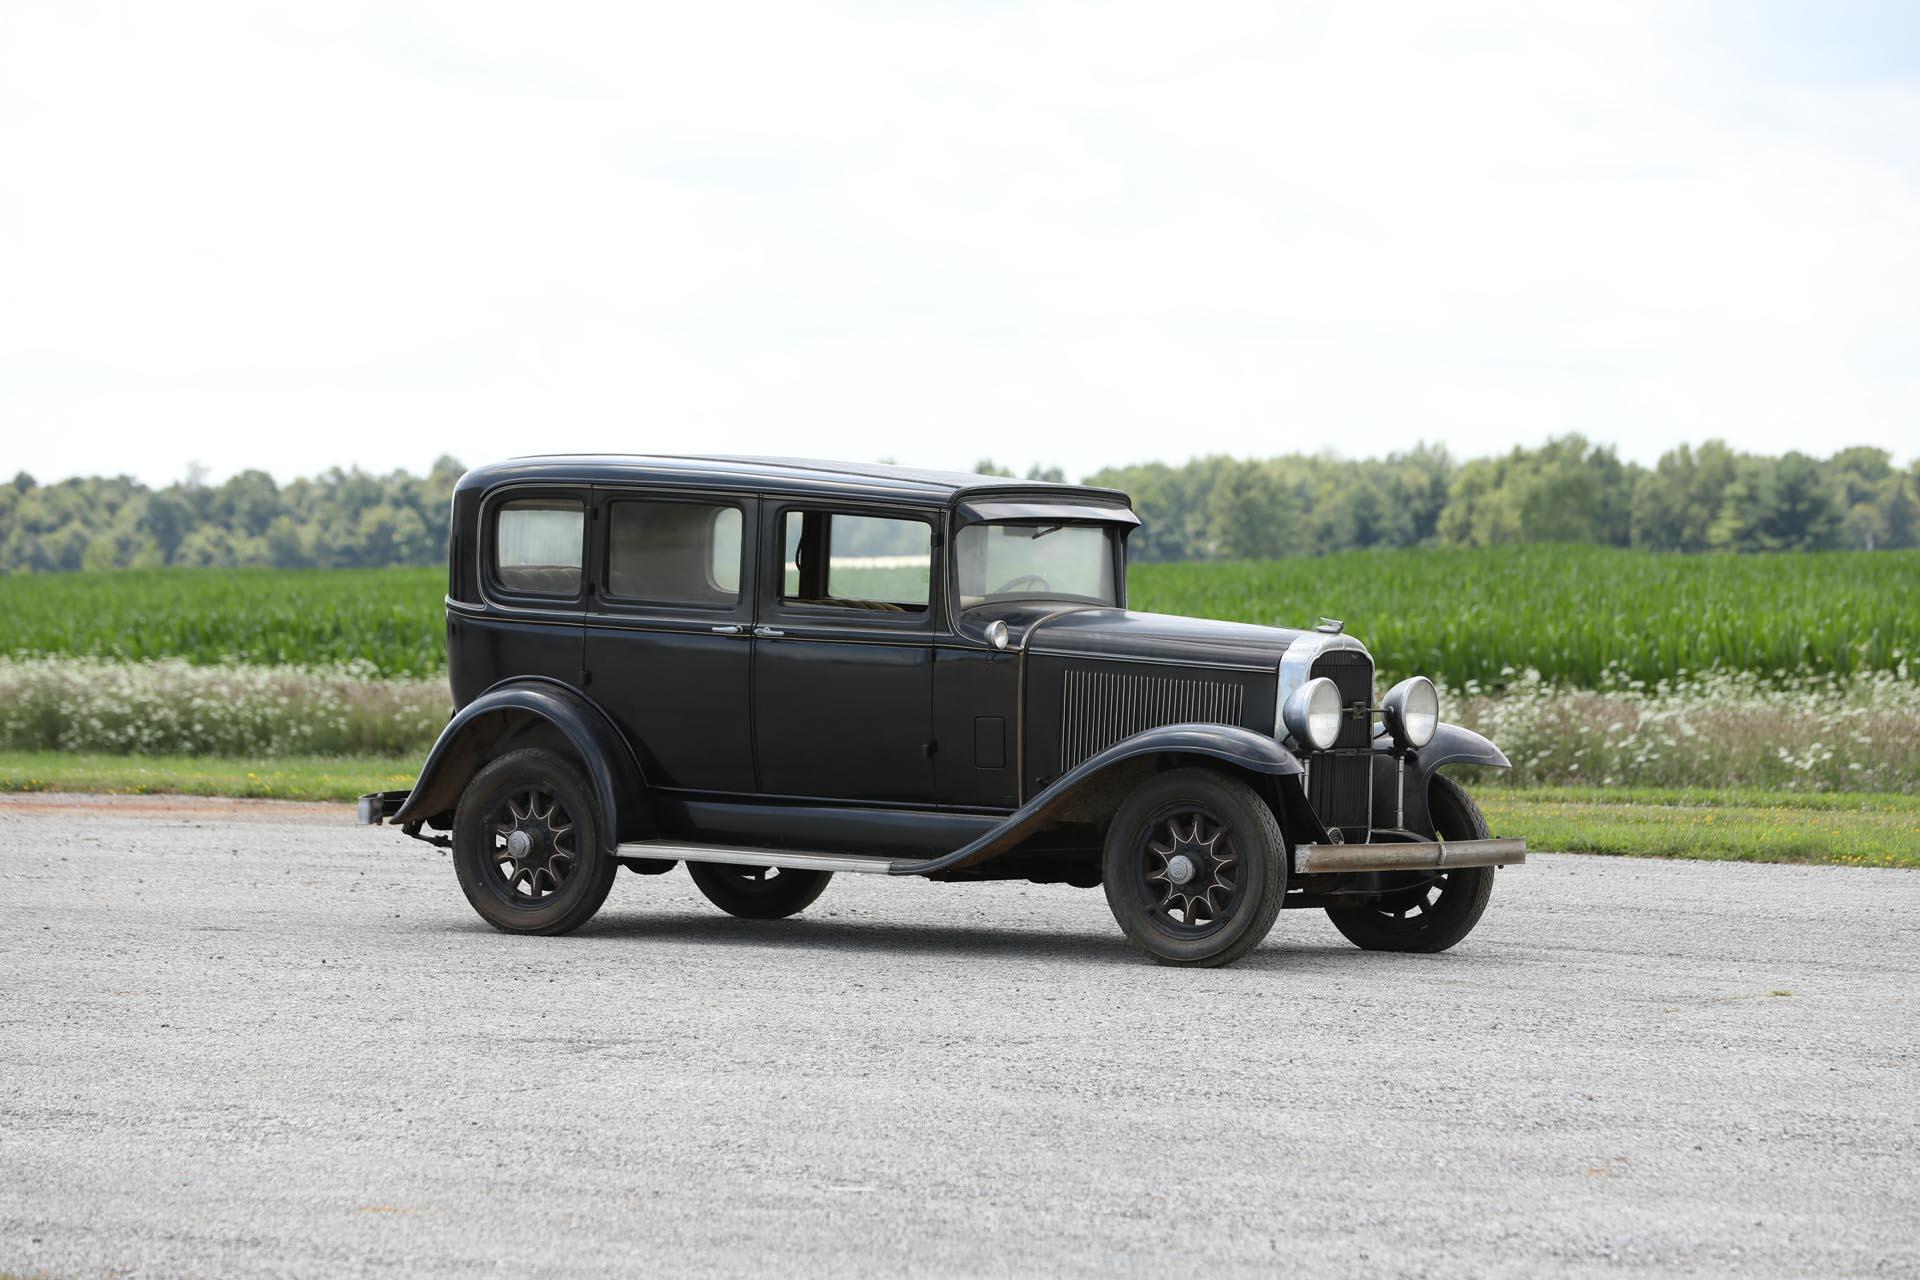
xmin=1309 ymin=649 xmax=1374 ymax=831
xmin=1059 ymin=669 xmax=1245 ymax=771
xmin=1308 ymin=751 xmax=1373 ymax=834
xmin=1313 ymin=649 xmax=1375 ymax=748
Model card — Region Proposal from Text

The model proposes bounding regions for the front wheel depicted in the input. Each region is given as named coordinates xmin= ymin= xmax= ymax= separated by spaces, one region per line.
xmin=1101 ymin=768 xmax=1287 ymax=968
xmin=1324 ymin=774 xmax=1495 ymax=953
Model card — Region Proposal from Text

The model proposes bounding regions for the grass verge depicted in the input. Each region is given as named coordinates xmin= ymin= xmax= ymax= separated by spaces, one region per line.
xmin=0 ymin=751 xmax=414 ymax=802
xmin=0 ymin=752 xmax=1914 ymax=868
xmin=1478 ymin=787 xmax=1920 ymax=868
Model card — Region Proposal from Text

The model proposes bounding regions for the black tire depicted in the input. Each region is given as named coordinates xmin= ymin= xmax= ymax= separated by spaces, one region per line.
xmin=1324 ymin=774 xmax=1495 ymax=954
xmin=1101 ymin=767 xmax=1287 ymax=968
xmin=686 ymin=863 xmax=832 ymax=919
xmin=452 ymin=748 xmax=617 ymax=936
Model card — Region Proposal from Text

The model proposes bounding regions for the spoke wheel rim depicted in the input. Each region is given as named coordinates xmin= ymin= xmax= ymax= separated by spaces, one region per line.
xmin=482 ymin=786 xmax=578 ymax=907
xmin=724 ymin=866 xmax=795 ymax=895
xmin=1370 ymin=872 xmax=1450 ymax=925
xmin=1135 ymin=803 xmax=1243 ymax=939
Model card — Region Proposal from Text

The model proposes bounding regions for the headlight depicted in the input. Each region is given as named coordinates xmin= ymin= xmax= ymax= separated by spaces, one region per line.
xmin=1382 ymin=676 xmax=1439 ymax=748
xmin=1281 ymin=676 xmax=1343 ymax=751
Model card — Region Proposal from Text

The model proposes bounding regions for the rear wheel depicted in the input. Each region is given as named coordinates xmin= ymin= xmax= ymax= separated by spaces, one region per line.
xmin=687 ymin=863 xmax=832 ymax=920
xmin=1101 ymin=768 xmax=1287 ymax=968
xmin=1324 ymin=774 xmax=1495 ymax=953
xmin=452 ymin=749 xmax=617 ymax=936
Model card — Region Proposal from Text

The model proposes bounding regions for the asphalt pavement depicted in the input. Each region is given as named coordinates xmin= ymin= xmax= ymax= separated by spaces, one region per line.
xmin=2 ymin=793 xmax=1915 ymax=1278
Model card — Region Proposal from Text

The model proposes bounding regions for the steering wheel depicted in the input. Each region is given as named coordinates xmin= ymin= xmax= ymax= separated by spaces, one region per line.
xmin=992 ymin=573 xmax=1051 ymax=594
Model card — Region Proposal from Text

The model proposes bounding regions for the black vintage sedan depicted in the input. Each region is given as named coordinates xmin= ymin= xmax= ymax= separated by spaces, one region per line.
xmin=361 ymin=455 xmax=1523 ymax=967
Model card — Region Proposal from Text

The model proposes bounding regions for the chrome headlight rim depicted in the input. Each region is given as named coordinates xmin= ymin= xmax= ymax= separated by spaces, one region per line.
xmin=1382 ymin=675 xmax=1439 ymax=749
xmin=1282 ymin=676 xmax=1343 ymax=751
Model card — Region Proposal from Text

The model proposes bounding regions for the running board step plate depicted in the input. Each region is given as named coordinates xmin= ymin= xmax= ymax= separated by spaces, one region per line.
xmin=618 ymin=840 xmax=904 ymax=875
xmin=1294 ymin=837 xmax=1526 ymax=875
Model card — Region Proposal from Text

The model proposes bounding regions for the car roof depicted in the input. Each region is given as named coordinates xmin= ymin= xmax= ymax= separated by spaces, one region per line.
xmin=456 ymin=453 xmax=1133 ymax=510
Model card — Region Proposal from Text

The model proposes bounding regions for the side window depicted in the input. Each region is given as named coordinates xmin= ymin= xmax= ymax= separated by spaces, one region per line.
xmin=494 ymin=498 xmax=584 ymax=596
xmin=605 ymin=499 xmax=743 ymax=608
xmin=780 ymin=510 xmax=931 ymax=613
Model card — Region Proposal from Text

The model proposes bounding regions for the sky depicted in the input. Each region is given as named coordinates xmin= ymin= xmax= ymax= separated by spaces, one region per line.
xmin=2 ymin=1 xmax=1917 ymax=488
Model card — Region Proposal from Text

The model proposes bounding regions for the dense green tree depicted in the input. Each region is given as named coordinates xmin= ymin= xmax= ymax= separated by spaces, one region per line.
xmin=1439 ymin=436 xmax=1629 ymax=547
xmin=1207 ymin=463 xmax=1299 ymax=559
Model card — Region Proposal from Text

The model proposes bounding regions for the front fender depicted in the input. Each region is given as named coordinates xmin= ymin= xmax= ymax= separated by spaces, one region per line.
xmin=898 ymin=722 xmax=1301 ymax=874
xmin=1417 ymin=722 xmax=1510 ymax=773
xmin=1376 ymin=721 xmax=1511 ymax=837
xmin=391 ymin=678 xmax=649 ymax=851
xmin=1069 ymin=722 xmax=1306 ymax=781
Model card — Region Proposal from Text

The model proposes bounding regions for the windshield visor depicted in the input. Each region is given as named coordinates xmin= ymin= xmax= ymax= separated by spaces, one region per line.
xmin=954 ymin=522 xmax=1118 ymax=608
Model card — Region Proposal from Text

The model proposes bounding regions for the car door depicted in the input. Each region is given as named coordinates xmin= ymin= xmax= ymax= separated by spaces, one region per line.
xmin=583 ymin=488 xmax=759 ymax=794
xmin=751 ymin=503 xmax=938 ymax=804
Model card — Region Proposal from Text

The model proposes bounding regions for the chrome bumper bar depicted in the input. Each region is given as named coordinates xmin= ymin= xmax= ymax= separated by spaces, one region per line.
xmin=1294 ymin=837 xmax=1526 ymax=875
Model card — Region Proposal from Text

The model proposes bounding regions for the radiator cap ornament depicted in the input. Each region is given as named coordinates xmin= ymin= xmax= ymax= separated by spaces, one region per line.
xmin=1316 ymin=617 xmax=1345 ymax=634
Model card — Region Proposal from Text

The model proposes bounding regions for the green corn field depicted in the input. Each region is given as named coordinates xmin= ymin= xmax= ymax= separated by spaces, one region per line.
xmin=0 ymin=566 xmax=450 ymax=677
xmin=1130 ymin=545 xmax=1918 ymax=687
xmin=1 ymin=545 xmax=1914 ymax=687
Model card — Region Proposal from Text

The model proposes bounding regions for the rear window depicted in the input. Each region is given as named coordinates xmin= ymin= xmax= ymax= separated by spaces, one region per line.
xmin=605 ymin=500 xmax=743 ymax=607
xmin=494 ymin=498 xmax=584 ymax=596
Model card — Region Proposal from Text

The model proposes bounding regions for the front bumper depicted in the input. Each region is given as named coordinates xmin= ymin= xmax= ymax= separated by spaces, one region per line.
xmin=1293 ymin=837 xmax=1526 ymax=876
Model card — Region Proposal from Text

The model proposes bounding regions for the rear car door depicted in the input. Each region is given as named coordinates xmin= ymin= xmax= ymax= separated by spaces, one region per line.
xmin=583 ymin=489 xmax=759 ymax=794
xmin=751 ymin=503 xmax=937 ymax=804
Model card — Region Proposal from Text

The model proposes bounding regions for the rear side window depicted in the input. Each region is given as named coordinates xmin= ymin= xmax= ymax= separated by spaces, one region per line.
xmin=494 ymin=498 xmax=584 ymax=596
xmin=606 ymin=500 xmax=743 ymax=607
xmin=781 ymin=510 xmax=931 ymax=613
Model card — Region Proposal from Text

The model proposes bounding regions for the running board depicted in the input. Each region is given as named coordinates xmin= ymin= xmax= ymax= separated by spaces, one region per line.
xmin=618 ymin=840 xmax=904 ymax=875
xmin=1294 ymin=837 xmax=1526 ymax=875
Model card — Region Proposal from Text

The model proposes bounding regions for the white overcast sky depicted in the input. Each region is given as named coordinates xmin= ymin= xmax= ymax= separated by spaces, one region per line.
xmin=2 ymin=1 xmax=1916 ymax=487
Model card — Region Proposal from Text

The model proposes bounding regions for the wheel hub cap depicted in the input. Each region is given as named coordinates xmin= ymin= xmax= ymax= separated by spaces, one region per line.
xmin=1165 ymin=853 xmax=1196 ymax=885
xmin=506 ymin=829 xmax=533 ymax=859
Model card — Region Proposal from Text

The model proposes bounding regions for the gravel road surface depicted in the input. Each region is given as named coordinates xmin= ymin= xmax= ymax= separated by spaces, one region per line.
xmin=2 ymin=793 xmax=1916 ymax=1278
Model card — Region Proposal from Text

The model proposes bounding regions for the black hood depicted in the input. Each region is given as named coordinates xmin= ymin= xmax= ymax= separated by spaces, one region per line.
xmin=1023 ymin=607 xmax=1318 ymax=670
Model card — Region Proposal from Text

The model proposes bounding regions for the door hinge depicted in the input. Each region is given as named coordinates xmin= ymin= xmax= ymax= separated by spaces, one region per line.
xmin=579 ymin=668 xmax=593 ymax=686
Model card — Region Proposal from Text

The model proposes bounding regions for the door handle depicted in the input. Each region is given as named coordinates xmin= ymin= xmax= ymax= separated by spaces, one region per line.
xmin=753 ymin=626 xmax=785 ymax=638
xmin=710 ymin=624 xmax=745 ymax=635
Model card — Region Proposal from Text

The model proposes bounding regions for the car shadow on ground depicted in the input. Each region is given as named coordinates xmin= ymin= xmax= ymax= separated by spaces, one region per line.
xmin=442 ymin=908 xmax=1361 ymax=971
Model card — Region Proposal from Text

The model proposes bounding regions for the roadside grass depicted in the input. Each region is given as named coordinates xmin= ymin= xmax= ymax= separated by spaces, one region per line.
xmin=2 ymin=751 xmax=1914 ymax=868
xmin=0 ymin=751 xmax=415 ymax=803
xmin=1477 ymin=788 xmax=1920 ymax=869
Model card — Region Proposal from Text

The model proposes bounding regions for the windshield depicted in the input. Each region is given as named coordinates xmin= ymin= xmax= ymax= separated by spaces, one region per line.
xmin=953 ymin=522 xmax=1118 ymax=609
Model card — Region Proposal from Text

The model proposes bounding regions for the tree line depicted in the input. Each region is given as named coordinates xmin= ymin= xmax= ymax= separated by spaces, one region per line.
xmin=1076 ymin=437 xmax=1920 ymax=561
xmin=0 ymin=458 xmax=465 ymax=572
xmin=2 ymin=437 xmax=1915 ymax=573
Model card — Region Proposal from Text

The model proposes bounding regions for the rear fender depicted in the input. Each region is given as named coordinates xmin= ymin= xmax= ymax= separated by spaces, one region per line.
xmin=391 ymin=678 xmax=650 ymax=851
